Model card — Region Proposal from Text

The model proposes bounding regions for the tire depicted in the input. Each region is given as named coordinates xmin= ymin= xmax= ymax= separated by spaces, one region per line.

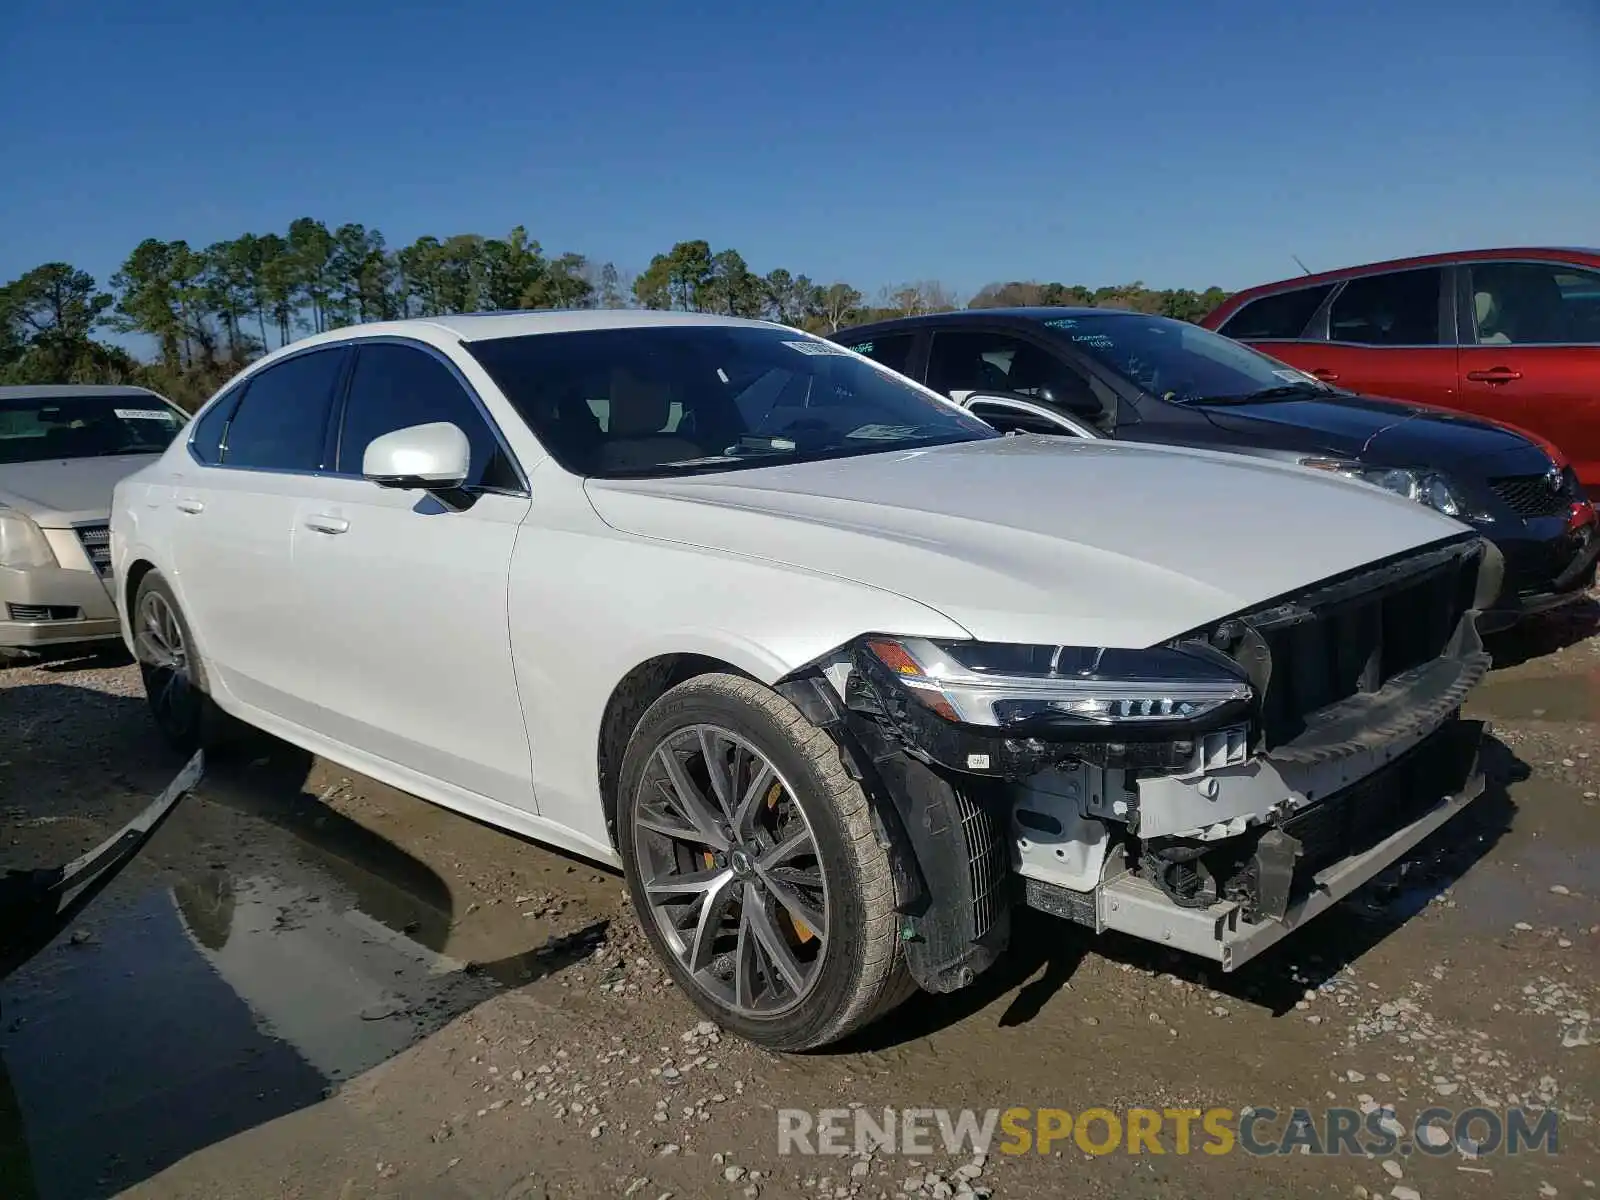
xmin=617 ymin=672 xmax=914 ymax=1051
xmin=130 ymin=570 xmax=234 ymax=754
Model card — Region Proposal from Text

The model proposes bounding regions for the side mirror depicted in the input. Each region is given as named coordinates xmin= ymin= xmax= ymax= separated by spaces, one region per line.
xmin=362 ymin=422 xmax=471 ymax=491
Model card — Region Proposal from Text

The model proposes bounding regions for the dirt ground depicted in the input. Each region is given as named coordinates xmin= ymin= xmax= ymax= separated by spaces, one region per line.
xmin=3 ymin=605 xmax=1598 ymax=1200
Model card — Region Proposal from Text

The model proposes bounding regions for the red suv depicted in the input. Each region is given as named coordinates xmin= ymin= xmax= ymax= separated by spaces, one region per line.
xmin=1202 ymin=248 xmax=1600 ymax=493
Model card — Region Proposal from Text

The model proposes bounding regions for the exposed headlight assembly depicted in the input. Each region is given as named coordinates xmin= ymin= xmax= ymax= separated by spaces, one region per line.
xmin=0 ymin=506 xmax=56 ymax=569
xmin=1299 ymin=458 xmax=1485 ymax=522
xmin=860 ymin=636 xmax=1252 ymax=732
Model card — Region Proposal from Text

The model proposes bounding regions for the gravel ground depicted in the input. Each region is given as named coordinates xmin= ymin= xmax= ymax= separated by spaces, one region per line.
xmin=2 ymin=609 xmax=1598 ymax=1200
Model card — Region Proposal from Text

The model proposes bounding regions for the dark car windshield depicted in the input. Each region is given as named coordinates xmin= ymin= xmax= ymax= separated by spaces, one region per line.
xmin=0 ymin=394 xmax=187 ymax=464
xmin=465 ymin=324 xmax=997 ymax=477
xmin=1039 ymin=313 xmax=1331 ymax=404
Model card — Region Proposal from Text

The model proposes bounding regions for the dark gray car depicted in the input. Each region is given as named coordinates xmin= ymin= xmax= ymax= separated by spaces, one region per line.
xmin=832 ymin=308 xmax=1599 ymax=629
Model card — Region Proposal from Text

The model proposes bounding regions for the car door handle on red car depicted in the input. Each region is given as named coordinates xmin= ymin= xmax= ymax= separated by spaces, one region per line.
xmin=1311 ymin=368 xmax=1340 ymax=382
xmin=1466 ymin=367 xmax=1523 ymax=384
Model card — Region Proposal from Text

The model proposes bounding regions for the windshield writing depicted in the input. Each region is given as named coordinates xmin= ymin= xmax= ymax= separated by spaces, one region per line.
xmin=1042 ymin=314 xmax=1326 ymax=403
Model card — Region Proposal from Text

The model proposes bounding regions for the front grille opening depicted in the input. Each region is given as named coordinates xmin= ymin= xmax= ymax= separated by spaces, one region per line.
xmin=1491 ymin=474 xmax=1568 ymax=519
xmin=6 ymin=603 xmax=81 ymax=622
xmin=1215 ymin=542 xmax=1480 ymax=749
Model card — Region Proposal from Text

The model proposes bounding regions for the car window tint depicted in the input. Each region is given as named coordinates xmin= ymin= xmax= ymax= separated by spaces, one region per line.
xmin=189 ymin=385 xmax=243 ymax=464
xmin=1328 ymin=269 xmax=1443 ymax=346
xmin=1468 ymin=262 xmax=1600 ymax=346
xmin=842 ymin=333 xmax=916 ymax=375
xmin=928 ymin=331 xmax=1097 ymax=407
xmin=968 ymin=402 xmax=1080 ymax=437
xmin=338 ymin=343 xmax=520 ymax=490
xmin=1217 ymin=284 xmax=1335 ymax=340
xmin=221 ymin=348 xmax=346 ymax=471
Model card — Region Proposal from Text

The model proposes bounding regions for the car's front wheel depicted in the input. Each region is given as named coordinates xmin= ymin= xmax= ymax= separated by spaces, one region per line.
xmin=617 ymin=673 xmax=915 ymax=1051
xmin=131 ymin=570 xmax=228 ymax=754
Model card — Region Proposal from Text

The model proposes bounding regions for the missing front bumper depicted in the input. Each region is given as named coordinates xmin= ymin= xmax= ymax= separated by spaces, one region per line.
xmin=1022 ymin=721 xmax=1486 ymax=972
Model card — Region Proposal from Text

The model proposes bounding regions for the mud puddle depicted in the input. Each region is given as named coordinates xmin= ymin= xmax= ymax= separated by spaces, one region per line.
xmin=0 ymin=769 xmax=603 ymax=1200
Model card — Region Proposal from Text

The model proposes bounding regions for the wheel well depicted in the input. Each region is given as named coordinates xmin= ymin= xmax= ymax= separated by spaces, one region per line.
xmin=124 ymin=558 xmax=157 ymax=626
xmin=597 ymin=653 xmax=747 ymax=846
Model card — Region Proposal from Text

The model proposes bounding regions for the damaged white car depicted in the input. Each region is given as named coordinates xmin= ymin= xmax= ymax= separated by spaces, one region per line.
xmin=109 ymin=312 xmax=1497 ymax=1050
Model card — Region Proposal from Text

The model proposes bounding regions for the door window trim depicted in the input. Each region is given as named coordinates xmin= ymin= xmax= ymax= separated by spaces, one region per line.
xmin=184 ymin=344 xmax=353 ymax=477
xmin=330 ymin=335 xmax=530 ymax=497
xmin=1452 ymin=258 xmax=1600 ymax=349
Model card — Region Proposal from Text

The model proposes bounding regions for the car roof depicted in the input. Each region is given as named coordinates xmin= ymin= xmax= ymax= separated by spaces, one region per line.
xmin=839 ymin=306 xmax=1163 ymax=336
xmin=285 ymin=308 xmax=785 ymax=351
xmin=0 ymin=384 xmax=172 ymax=401
xmin=1222 ymin=246 xmax=1600 ymax=305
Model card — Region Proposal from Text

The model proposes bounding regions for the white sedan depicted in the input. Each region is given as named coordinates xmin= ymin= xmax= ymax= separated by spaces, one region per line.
xmin=111 ymin=310 xmax=1497 ymax=1049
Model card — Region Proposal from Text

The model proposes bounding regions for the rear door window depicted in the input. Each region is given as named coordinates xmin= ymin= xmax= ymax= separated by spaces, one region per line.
xmin=1327 ymin=269 xmax=1445 ymax=346
xmin=1217 ymin=284 xmax=1336 ymax=340
xmin=221 ymin=348 xmax=348 ymax=471
xmin=1467 ymin=261 xmax=1600 ymax=345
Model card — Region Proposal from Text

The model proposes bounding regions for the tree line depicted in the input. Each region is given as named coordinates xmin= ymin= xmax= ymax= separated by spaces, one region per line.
xmin=0 ymin=217 xmax=1230 ymax=408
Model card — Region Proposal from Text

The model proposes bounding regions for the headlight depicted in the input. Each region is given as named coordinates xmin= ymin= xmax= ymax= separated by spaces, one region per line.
xmin=861 ymin=636 xmax=1252 ymax=730
xmin=1299 ymin=458 xmax=1483 ymax=521
xmin=0 ymin=507 xmax=56 ymax=569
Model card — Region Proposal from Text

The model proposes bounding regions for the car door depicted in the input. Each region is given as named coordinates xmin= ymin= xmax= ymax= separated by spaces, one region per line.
xmin=1457 ymin=259 xmax=1600 ymax=490
xmin=285 ymin=338 xmax=537 ymax=811
xmin=1262 ymin=267 xmax=1459 ymax=407
xmin=166 ymin=346 xmax=349 ymax=712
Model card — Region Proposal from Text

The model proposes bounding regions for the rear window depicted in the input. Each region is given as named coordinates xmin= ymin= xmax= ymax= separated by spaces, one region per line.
xmin=465 ymin=325 xmax=994 ymax=478
xmin=1217 ymin=285 xmax=1335 ymax=340
xmin=0 ymin=394 xmax=186 ymax=465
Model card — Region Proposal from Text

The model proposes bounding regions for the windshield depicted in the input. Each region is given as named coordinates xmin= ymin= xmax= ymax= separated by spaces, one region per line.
xmin=465 ymin=325 xmax=997 ymax=477
xmin=1039 ymin=313 xmax=1330 ymax=404
xmin=0 ymin=394 xmax=187 ymax=465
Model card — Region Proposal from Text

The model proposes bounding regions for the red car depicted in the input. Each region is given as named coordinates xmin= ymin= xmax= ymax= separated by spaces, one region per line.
xmin=1202 ymin=247 xmax=1600 ymax=493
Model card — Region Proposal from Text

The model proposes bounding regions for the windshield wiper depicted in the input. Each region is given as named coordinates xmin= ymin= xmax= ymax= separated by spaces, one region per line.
xmin=1179 ymin=382 xmax=1329 ymax=406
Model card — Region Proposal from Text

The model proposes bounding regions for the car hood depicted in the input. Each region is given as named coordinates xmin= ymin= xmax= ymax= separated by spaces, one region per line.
xmin=1195 ymin=392 xmax=1547 ymax=474
xmin=0 ymin=454 xmax=163 ymax=525
xmin=584 ymin=436 xmax=1472 ymax=648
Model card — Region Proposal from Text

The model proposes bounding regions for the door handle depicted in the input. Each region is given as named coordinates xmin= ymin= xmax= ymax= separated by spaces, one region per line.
xmin=1466 ymin=367 xmax=1523 ymax=384
xmin=303 ymin=515 xmax=350 ymax=535
xmin=175 ymin=499 xmax=205 ymax=514
xmin=1310 ymin=368 xmax=1340 ymax=382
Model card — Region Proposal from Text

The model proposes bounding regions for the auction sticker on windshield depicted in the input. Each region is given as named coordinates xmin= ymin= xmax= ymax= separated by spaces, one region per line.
xmin=115 ymin=408 xmax=180 ymax=422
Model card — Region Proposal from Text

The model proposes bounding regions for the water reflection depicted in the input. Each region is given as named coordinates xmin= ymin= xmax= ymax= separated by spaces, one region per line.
xmin=0 ymin=761 xmax=601 ymax=1200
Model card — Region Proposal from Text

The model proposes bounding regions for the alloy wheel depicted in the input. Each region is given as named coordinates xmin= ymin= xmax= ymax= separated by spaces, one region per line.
xmin=136 ymin=590 xmax=199 ymax=740
xmin=633 ymin=724 xmax=830 ymax=1017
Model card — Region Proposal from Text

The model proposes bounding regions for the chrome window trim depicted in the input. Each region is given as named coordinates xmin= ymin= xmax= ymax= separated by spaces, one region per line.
xmin=1246 ymin=255 xmax=1600 ymax=349
xmin=183 ymin=343 xmax=347 ymax=473
xmin=183 ymin=335 xmax=532 ymax=497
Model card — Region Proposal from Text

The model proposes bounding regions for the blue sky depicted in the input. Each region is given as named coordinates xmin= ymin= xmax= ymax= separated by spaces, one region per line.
xmin=1 ymin=0 xmax=1595 ymax=304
